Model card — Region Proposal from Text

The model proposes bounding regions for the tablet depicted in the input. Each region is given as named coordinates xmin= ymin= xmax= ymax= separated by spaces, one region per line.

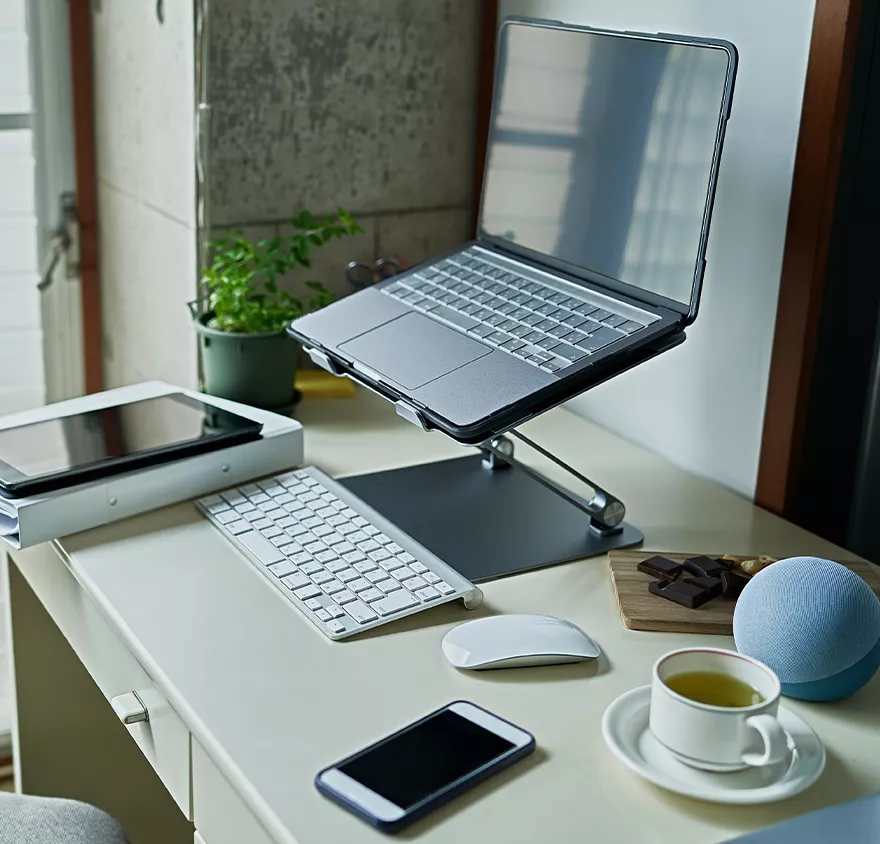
xmin=0 ymin=392 xmax=263 ymax=497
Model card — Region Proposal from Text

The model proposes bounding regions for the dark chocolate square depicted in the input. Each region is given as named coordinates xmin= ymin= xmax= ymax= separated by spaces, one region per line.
xmin=648 ymin=577 xmax=713 ymax=609
xmin=720 ymin=570 xmax=750 ymax=598
xmin=684 ymin=575 xmax=723 ymax=599
xmin=637 ymin=555 xmax=683 ymax=580
xmin=683 ymin=555 xmax=726 ymax=579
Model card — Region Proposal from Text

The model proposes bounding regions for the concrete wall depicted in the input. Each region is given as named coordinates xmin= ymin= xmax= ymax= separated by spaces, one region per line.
xmin=208 ymin=0 xmax=480 ymax=301
xmin=500 ymin=0 xmax=816 ymax=499
xmin=91 ymin=0 xmax=198 ymax=390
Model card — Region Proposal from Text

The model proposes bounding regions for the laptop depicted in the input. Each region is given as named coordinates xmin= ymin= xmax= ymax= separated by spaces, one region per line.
xmin=290 ymin=19 xmax=737 ymax=444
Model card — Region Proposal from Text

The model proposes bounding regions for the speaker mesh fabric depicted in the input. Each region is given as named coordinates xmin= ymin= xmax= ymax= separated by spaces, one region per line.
xmin=733 ymin=557 xmax=880 ymax=684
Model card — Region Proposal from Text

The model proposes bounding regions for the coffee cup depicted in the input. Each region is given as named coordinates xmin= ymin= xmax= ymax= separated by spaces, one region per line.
xmin=649 ymin=647 xmax=789 ymax=772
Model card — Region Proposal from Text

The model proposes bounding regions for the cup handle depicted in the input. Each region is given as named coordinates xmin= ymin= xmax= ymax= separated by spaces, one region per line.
xmin=742 ymin=714 xmax=790 ymax=766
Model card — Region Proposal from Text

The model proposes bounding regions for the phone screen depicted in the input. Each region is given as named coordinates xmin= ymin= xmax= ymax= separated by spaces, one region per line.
xmin=339 ymin=709 xmax=515 ymax=810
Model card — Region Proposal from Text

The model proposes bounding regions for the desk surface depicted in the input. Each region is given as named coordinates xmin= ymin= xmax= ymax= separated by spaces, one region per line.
xmin=56 ymin=390 xmax=879 ymax=844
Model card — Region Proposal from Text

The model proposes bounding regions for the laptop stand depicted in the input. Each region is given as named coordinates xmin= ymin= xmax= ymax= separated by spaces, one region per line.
xmin=339 ymin=429 xmax=643 ymax=583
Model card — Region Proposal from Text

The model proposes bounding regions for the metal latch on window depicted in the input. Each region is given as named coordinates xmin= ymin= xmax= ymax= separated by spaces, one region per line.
xmin=38 ymin=192 xmax=79 ymax=292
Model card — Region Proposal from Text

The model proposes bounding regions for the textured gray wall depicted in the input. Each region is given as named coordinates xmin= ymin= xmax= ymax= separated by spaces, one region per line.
xmin=208 ymin=0 xmax=480 ymax=299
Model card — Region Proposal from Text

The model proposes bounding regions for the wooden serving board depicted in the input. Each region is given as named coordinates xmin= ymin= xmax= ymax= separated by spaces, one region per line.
xmin=608 ymin=550 xmax=880 ymax=635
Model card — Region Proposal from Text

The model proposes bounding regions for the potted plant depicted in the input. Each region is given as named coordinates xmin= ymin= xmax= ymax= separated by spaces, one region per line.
xmin=192 ymin=209 xmax=362 ymax=411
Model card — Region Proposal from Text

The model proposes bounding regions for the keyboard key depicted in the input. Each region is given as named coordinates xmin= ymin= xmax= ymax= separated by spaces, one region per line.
xmin=327 ymin=620 xmax=346 ymax=635
xmin=424 ymin=572 xmax=441 ymax=584
xmin=576 ymin=326 xmax=624 ymax=352
xmin=226 ymin=520 xmax=250 ymax=535
xmin=250 ymin=492 xmax=270 ymax=504
xmin=402 ymin=576 xmax=429 ymax=592
xmin=304 ymin=598 xmax=322 ymax=611
xmin=311 ymin=571 xmax=335 ymax=586
xmin=326 ymin=559 xmax=348 ymax=574
xmin=358 ymin=539 xmax=381 ymax=553
xmin=387 ymin=543 xmax=405 ymax=555
xmin=338 ymin=568 xmax=360 ymax=583
xmin=252 ymin=518 xmax=273 ymax=531
xmin=294 ymin=584 xmax=321 ymax=601
xmin=303 ymin=542 xmax=326 ymax=555
xmin=376 ymin=579 xmax=401 ymax=594
xmin=343 ymin=550 xmax=367 ymax=565
xmin=426 ymin=304 xmax=479 ymax=331
xmin=237 ymin=531 xmax=285 ymax=565
xmin=326 ymin=604 xmax=345 ymax=618
xmin=262 ymin=526 xmax=283 ymax=539
xmin=400 ymin=553 xmax=416 ymax=564
xmin=322 ymin=579 xmax=345 ymax=595
xmin=315 ymin=550 xmax=340 ymax=564
xmin=235 ymin=501 xmax=257 ymax=514
xmin=313 ymin=525 xmax=335 ymax=538
xmin=415 ymin=586 xmax=440 ymax=602
xmin=300 ymin=561 xmax=323 ymax=575
xmin=372 ymin=591 xmax=419 ymax=617
xmin=500 ymin=337 xmax=526 ymax=352
xmin=335 ymin=590 xmax=357 ymax=604
xmin=354 ymin=560 xmax=378 ymax=574
xmin=410 ymin=562 xmax=429 ymax=574
xmin=391 ymin=565 xmax=416 ymax=582
xmin=590 ymin=308 xmax=612 ymax=321
xmin=216 ymin=510 xmax=238 ymax=524
xmin=315 ymin=609 xmax=331 ymax=622
xmin=349 ymin=578 xmax=372 ymax=593
xmin=345 ymin=600 xmax=378 ymax=625
xmin=435 ymin=580 xmax=455 ymax=595
xmin=574 ymin=303 xmax=599 ymax=316
xmin=360 ymin=588 xmax=384 ymax=604
xmin=618 ymin=320 xmax=644 ymax=334
xmin=378 ymin=557 xmax=403 ymax=572
xmin=366 ymin=569 xmax=387 ymax=583
xmin=469 ymin=324 xmax=493 ymax=338
xmin=552 ymin=343 xmax=588 ymax=362
xmin=347 ymin=530 xmax=368 ymax=543
xmin=602 ymin=314 xmax=627 ymax=328
xmin=281 ymin=572 xmax=311 ymax=591
xmin=268 ymin=561 xmax=297 ymax=578
xmin=368 ymin=549 xmax=391 ymax=563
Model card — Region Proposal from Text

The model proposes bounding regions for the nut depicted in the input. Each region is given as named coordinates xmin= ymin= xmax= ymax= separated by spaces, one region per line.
xmin=740 ymin=558 xmax=769 ymax=576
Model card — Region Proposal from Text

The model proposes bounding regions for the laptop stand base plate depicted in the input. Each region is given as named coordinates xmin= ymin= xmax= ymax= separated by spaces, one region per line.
xmin=339 ymin=455 xmax=643 ymax=583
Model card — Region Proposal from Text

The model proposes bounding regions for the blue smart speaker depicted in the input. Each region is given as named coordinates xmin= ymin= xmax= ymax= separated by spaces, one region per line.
xmin=733 ymin=557 xmax=880 ymax=701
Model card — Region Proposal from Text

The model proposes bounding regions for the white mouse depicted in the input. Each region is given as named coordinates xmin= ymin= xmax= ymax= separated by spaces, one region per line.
xmin=441 ymin=613 xmax=601 ymax=670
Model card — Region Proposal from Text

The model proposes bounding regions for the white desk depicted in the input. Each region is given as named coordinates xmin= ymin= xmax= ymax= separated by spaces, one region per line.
xmin=6 ymin=389 xmax=880 ymax=844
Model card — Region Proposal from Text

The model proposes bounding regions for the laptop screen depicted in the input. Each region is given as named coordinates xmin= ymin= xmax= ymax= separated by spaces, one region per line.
xmin=479 ymin=21 xmax=733 ymax=310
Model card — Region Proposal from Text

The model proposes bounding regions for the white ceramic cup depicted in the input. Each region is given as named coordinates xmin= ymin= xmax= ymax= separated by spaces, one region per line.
xmin=649 ymin=648 xmax=789 ymax=772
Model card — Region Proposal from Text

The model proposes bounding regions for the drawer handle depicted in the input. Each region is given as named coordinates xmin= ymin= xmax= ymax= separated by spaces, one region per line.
xmin=110 ymin=691 xmax=150 ymax=725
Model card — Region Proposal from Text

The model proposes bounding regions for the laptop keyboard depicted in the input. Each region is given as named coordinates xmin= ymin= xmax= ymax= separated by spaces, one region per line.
xmin=383 ymin=249 xmax=652 ymax=373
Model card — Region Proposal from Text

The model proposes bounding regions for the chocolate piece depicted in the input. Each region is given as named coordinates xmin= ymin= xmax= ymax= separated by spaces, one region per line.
xmin=684 ymin=576 xmax=723 ymax=599
xmin=637 ymin=555 xmax=683 ymax=580
xmin=648 ymin=577 xmax=713 ymax=609
xmin=683 ymin=555 xmax=726 ymax=579
xmin=720 ymin=570 xmax=749 ymax=598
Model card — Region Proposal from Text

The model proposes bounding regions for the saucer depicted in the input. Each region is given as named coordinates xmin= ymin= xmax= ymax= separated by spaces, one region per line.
xmin=601 ymin=686 xmax=826 ymax=804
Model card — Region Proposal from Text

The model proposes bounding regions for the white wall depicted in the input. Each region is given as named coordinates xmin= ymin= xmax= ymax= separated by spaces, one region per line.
xmin=500 ymin=0 xmax=816 ymax=497
xmin=92 ymin=0 xmax=198 ymax=390
xmin=0 ymin=0 xmax=45 ymax=416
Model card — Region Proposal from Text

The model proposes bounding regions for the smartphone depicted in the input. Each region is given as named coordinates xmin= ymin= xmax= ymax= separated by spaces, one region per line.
xmin=315 ymin=701 xmax=535 ymax=832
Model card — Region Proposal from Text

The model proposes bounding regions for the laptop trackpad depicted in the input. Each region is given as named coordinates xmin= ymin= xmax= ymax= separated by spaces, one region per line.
xmin=339 ymin=313 xmax=491 ymax=389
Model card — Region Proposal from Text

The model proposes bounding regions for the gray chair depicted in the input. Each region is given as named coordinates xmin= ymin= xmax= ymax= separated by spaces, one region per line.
xmin=0 ymin=793 xmax=128 ymax=843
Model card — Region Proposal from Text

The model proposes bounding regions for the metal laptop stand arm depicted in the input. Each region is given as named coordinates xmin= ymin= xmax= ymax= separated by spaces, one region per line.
xmin=480 ymin=430 xmax=626 ymax=537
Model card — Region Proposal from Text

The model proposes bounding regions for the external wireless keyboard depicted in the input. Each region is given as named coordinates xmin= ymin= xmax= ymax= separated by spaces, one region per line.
xmin=197 ymin=467 xmax=483 ymax=640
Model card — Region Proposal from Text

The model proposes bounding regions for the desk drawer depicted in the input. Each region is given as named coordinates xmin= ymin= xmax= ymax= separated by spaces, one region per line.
xmin=193 ymin=741 xmax=276 ymax=844
xmin=9 ymin=543 xmax=192 ymax=818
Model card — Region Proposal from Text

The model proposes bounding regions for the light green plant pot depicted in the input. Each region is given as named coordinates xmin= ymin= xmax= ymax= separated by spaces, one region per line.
xmin=194 ymin=313 xmax=299 ymax=412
